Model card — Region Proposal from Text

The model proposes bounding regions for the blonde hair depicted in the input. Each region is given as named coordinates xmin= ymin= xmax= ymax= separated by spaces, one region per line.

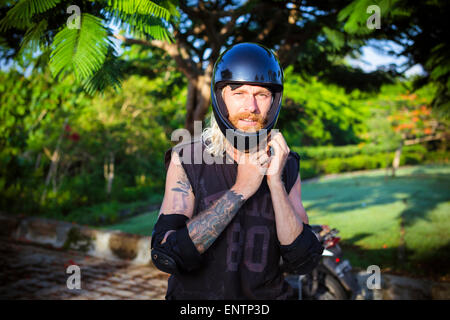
xmin=201 ymin=112 xmax=228 ymax=158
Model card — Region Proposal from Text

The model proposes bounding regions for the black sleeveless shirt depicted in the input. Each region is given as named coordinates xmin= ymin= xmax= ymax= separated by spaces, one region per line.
xmin=163 ymin=139 xmax=300 ymax=300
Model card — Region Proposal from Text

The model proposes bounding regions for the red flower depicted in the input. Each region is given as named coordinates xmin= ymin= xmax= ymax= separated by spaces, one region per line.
xmin=69 ymin=133 xmax=80 ymax=142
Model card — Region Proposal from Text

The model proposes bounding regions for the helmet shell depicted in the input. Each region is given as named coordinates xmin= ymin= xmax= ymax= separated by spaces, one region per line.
xmin=211 ymin=43 xmax=284 ymax=152
xmin=213 ymin=42 xmax=283 ymax=87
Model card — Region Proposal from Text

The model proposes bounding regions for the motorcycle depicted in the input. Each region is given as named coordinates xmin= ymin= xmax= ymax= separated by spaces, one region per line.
xmin=284 ymin=224 xmax=361 ymax=300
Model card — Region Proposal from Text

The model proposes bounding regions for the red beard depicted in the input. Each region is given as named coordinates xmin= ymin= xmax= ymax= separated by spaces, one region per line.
xmin=228 ymin=111 xmax=267 ymax=131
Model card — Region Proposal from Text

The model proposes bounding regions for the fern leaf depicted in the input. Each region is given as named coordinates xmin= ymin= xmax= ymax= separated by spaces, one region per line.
xmin=49 ymin=13 xmax=112 ymax=81
xmin=107 ymin=9 xmax=173 ymax=41
xmin=323 ymin=26 xmax=345 ymax=50
xmin=81 ymin=53 xmax=124 ymax=95
xmin=0 ymin=0 xmax=61 ymax=31
xmin=107 ymin=0 xmax=171 ymax=21
xmin=19 ymin=19 xmax=48 ymax=55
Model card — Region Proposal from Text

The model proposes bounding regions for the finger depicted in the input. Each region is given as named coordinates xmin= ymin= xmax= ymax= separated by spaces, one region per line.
xmin=270 ymin=131 xmax=282 ymax=140
xmin=256 ymin=149 xmax=270 ymax=160
xmin=258 ymin=154 xmax=270 ymax=166
xmin=248 ymin=152 xmax=263 ymax=166
xmin=272 ymin=133 xmax=289 ymax=152
xmin=251 ymin=148 xmax=269 ymax=162
xmin=249 ymin=149 xmax=271 ymax=167
xmin=268 ymin=138 xmax=282 ymax=155
xmin=249 ymin=146 xmax=266 ymax=157
xmin=269 ymin=136 xmax=289 ymax=156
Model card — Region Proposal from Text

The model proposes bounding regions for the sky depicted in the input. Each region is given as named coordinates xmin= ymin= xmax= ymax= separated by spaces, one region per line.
xmin=346 ymin=40 xmax=425 ymax=77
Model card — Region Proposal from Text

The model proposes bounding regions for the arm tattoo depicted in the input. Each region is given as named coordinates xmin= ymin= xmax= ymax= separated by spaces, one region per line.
xmin=170 ymin=165 xmax=192 ymax=214
xmin=187 ymin=190 xmax=245 ymax=254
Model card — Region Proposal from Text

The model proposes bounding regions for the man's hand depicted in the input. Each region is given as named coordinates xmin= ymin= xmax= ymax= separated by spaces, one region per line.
xmin=232 ymin=147 xmax=271 ymax=199
xmin=266 ymin=132 xmax=290 ymax=185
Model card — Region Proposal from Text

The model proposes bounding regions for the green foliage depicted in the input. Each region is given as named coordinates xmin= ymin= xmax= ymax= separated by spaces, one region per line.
xmin=322 ymin=26 xmax=345 ymax=50
xmin=295 ymin=144 xmax=448 ymax=179
xmin=424 ymin=151 xmax=449 ymax=164
xmin=50 ymin=13 xmax=111 ymax=80
xmin=280 ymin=66 xmax=370 ymax=146
xmin=288 ymin=77 xmax=447 ymax=180
xmin=80 ymin=51 xmax=124 ymax=94
xmin=338 ymin=0 xmax=450 ymax=118
xmin=19 ymin=19 xmax=49 ymax=55
xmin=293 ymin=144 xmax=390 ymax=160
xmin=338 ymin=0 xmax=397 ymax=35
xmin=107 ymin=11 xmax=172 ymax=42
xmin=425 ymin=43 xmax=450 ymax=118
xmin=106 ymin=0 xmax=172 ymax=20
xmin=0 ymin=0 xmax=61 ymax=30
xmin=0 ymin=63 xmax=185 ymax=218
xmin=0 ymin=0 xmax=176 ymax=93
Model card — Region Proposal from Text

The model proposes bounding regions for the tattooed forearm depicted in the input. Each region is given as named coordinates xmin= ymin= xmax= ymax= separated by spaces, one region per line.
xmin=171 ymin=166 xmax=192 ymax=214
xmin=187 ymin=190 xmax=245 ymax=254
xmin=172 ymin=170 xmax=190 ymax=194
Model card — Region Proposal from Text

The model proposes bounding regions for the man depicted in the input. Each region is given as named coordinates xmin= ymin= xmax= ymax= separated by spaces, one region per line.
xmin=151 ymin=43 xmax=323 ymax=300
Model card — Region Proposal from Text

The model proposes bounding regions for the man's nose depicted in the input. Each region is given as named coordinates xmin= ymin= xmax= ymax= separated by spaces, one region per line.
xmin=244 ymin=95 xmax=258 ymax=113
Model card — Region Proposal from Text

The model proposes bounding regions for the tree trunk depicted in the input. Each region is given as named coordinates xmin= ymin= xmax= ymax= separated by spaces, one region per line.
xmin=391 ymin=142 xmax=403 ymax=177
xmin=104 ymin=152 xmax=115 ymax=196
xmin=185 ymin=69 xmax=212 ymax=136
xmin=41 ymin=118 xmax=68 ymax=204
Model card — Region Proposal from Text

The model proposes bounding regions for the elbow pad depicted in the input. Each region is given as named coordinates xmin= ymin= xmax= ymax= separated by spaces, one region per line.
xmin=151 ymin=214 xmax=202 ymax=274
xmin=279 ymin=223 xmax=324 ymax=275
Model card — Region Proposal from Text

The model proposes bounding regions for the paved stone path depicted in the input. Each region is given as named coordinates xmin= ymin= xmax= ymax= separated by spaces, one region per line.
xmin=2 ymin=236 xmax=448 ymax=300
xmin=0 ymin=237 xmax=169 ymax=300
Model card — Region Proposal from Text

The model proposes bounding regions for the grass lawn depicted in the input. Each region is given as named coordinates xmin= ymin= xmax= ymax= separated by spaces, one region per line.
xmin=99 ymin=210 xmax=159 ymax=236
xmin=103 ymin=163 xmax=449 ymax=281
xmin=302 ymin=164 xmax=450 ymax=281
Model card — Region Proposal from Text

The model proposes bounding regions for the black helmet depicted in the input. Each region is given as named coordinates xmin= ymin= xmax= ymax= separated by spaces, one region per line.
xmin=211 ymin=42 xmax=284 ymax=152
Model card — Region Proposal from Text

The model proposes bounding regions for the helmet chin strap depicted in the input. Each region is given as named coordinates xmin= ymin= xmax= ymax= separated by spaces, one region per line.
xmin=225 ymin=129 xmax=272 ymax=156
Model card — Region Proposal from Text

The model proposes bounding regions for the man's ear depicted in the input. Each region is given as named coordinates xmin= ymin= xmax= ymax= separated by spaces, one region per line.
xmin=221 ymin=86 xmax=227 ymax=98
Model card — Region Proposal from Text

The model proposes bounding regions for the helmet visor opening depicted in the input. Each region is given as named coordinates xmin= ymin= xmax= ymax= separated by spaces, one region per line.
xmin=214 ymin=81 xmax=282 ymax=131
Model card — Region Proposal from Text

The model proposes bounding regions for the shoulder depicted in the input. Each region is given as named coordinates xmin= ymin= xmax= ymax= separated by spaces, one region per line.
xmin=285 ymin=150 xmax=300 ymax=171
xmin=288 ymin=150 xmax=300 ymax=162
xmin=282 ymin=150 xmax=301 ymax=194
xmin=164 ymin=137 xmax=205 ymax=171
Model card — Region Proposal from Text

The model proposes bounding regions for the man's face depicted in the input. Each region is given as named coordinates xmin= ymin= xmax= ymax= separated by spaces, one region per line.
xmin=222 ymin=84 xmax=272 ymax=132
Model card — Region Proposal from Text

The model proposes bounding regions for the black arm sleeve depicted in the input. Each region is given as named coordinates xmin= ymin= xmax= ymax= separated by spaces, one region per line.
xmin=279 ymin=223 xmax=324 ymax=275
xmin=151 ymin=214 xmax=203 ymax=274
